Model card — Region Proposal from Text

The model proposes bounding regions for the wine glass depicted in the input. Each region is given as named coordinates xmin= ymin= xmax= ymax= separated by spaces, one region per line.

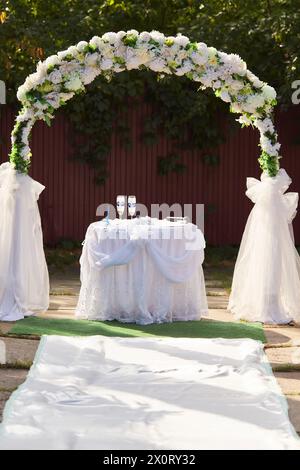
xmin=128 ymin=195 xmax=136 ymax=219
xmin=116 ymin=195 xmax=126 ymax=219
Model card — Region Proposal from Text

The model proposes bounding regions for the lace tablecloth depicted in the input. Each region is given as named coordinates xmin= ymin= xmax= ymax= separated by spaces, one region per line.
xmin=76 ymin=218 xmax=208 ymax=324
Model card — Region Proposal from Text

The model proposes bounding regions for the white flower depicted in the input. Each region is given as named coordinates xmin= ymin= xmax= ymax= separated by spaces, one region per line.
xmin=57 ymin=49 xmax=69 ymax=60
xmin=102 ymin=32 xmax=117 ymax=44
xmin=100 ymin=58 xmax=113 ymax=70
xmin=255 ymin=117 xmax=275 ymax=134
xmin=243 ymin=94 xmax=266 ymax=113
xmin=49 ymin=70 xmax=62 ymax=84
xmin=126 ymin=29 xmax=139 ymax=36
xmin=64 ymin=75 xmax=83 ymax=91
xmin=21 ymin=146 xmax=31 ymax=160
xmin=76 ymin=41 xmax=88 ymax=53
xmin=260 ymin=136 xmax=280 ymax=156
xmin=139 ymin=31 xmax=151 ymax=42
xmin=150 ymin=30 xmax=165 ymax=44
xmin=85 ymin=52 xmax=99 ymax=66
xmin=17 ymin=84 xmax=30 ymax=101
xmin=200 ymin=70 xmax=219 ymax=87
xmin=176 ymin=49 xmax=189 ymax=62
xmin=229 ymin=81 xmax=245 ymax=93
xmin=220 ymin=52 xmax=247 ymax=76
xmin=174 ymin=34 xmax=189 ymax=47
xmin=213 ymin=80 xmax=222 ymax=89
xmin=116 ymin=31 xmax=126 ymax=42
xmin=90 ymin=36 xmax=102 ymax=49
xmin=190 ymin=50 xmax=208 ymax=66
xmin=174 ymin=61 xmax=192 ymax=76
xmin=45 ymin=92 xmax=61 ymax=109
xmin=220 ymin=90 xmax=231 ymax=102
xmin=59 ymin=92 xmax=75 ymax=102
xmin=98 ymin=43 xmax=114 ymax=59
xmin=262 ymin=84 xmax=276 ymax=101
xmin=231 ymin=102 xmax=242 ymax=113
xmin=34 ymin=100 xmax=48 ymax=110
xmin=65 ymin=46 xmax=78 ymax=57
xmin=247 ymin=70 xmax=263 ymax=88
xmin=80 ymin=67 xmax=99 ymax=85
xmin=148 ymin=58 xmax=167 ymax=72
xmin=16 ymin=108 xmax=34 ymax=121
xmin=45 ymin=55 xmax=60 ymax=68
xmin=237 ymin=115 xmax=252 ymax=126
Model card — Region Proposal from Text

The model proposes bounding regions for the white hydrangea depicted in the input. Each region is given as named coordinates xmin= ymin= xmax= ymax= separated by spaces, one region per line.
xmin=85 ymin=52 xmax=99 ymax=67
xmin=80 ymin=67 xmax=100 ymax=85
xmin=231 ymin=102 xmax=242 ymax=113
xmin=45 ymin=92 xmax=61 ymax=109
xmin=49 ymin=70 xmax=62 ymax=84
xmin=174 ymin=34 xmax=189 ymax=48
xmin=150 ymin=30 xmax=165 ymax=44
xmin=64 ymin=75 xmax=83 ymax=91
xmin=16 ymin=108 xmax=34 ymax=122
xmin=149 ymin=58 xmax=167 ymax=72
xmin=262 ymin=84 xmax=276 ymax=101
xmin=90 ymin=36 xmax=102 ymax=49
xmin=102 ymin=32 xmax=117 ymax=44
xmin=175 ymin=60 xmax=193 ymax=76
xmin=237 ymin=115 xmax=252 ymax=126
xmin=100 ymin=58 xmax=113 ymax=70
xmin=220 ymin=89 xmax=231 ymax=103
xmin=45 ymin=55 xmax=60 ymax=68
xmin=190 ymin=50 xmax=208 ymax=66
xmin=247 ymin=70 xmax=263 ymax=89
xmin=66 ymin=46 xmax=79 ymax=57
xmin=76 ymin=41 xmax=88 ymax=53
xmin=254 ymin=117 xmax=275 ymax=134
xmin=116 ymin=31 xmax=126 ymax=42
xmin=127 ymin=29 xmax=139 ymax=37
xmin=17 ymin=84 xmax=29 ymax=101
xmin=220 ymin=53 xmax=247 ymax=76
xmin=139 ymin=31 xmax=151 ymax=42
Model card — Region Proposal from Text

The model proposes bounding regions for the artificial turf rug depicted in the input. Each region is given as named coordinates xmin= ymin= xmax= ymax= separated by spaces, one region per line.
xmin=8 ymin=316 xmax=266 ymax=342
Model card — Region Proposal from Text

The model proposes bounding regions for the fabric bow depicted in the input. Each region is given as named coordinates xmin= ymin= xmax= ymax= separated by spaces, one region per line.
xmin=246 ymin=168 xmax=298 ymax=223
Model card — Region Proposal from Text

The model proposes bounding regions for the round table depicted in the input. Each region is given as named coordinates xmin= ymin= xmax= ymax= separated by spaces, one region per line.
xmin=76 ymin=217 xmax=208 ymax=324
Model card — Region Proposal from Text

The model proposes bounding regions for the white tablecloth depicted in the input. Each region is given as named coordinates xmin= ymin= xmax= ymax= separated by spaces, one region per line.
xmin=76 ymin=218 xmax=208 ymax=324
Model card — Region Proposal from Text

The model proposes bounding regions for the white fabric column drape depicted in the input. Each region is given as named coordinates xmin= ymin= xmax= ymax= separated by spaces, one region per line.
xmin=228 ymin=168 xmax=300 ymax=324
xmin=0 ymin=162 xmax=49 ymax=321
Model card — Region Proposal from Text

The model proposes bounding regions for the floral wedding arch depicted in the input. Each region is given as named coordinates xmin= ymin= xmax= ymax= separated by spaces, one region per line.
xmin=3 ymin=30 xmax=300 ymax=326
xmin=11 ymin=30 xmax=280 ymax=175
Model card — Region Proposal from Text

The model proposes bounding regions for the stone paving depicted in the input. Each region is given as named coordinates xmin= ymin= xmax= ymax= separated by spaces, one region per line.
xmin=0 ymin=270 xmax=300 ymax=439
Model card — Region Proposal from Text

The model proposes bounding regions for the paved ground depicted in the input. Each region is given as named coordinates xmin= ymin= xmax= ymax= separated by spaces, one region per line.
xmin=1 ymin=269 xmax=300 ymax=439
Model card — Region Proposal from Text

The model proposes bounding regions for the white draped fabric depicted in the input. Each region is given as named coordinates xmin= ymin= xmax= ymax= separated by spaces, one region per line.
xmin=0 ymin=162 xmax=49 ymax=321
xmin=229 ymin=168 xmax=300 ymax=324
xmin=76 ymin=219 xmax=208 ymax=324
xmin=0 ymin=335 xmax=299 ymax=450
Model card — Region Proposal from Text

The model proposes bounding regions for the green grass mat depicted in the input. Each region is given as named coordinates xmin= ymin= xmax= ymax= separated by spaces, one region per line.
xmin=9 ymin=316 xmax=265 ymax=342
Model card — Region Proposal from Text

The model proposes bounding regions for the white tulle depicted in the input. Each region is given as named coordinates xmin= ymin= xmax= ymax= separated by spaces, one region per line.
xmin=0 ymin=162 xmax=49 ymax=321
xmin=228 ymin=168 xmax=300 ymax=324
xmin=76 ymin=220 xmax=208 ymax=324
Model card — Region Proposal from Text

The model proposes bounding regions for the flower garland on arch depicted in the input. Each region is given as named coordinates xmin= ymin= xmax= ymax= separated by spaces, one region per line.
xmin=11 ymin=30 xmax=280 ymax=176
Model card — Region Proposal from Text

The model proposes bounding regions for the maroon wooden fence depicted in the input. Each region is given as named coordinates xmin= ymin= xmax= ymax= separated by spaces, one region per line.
xmin=1 ymin=103 xmax=300 ymax=245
